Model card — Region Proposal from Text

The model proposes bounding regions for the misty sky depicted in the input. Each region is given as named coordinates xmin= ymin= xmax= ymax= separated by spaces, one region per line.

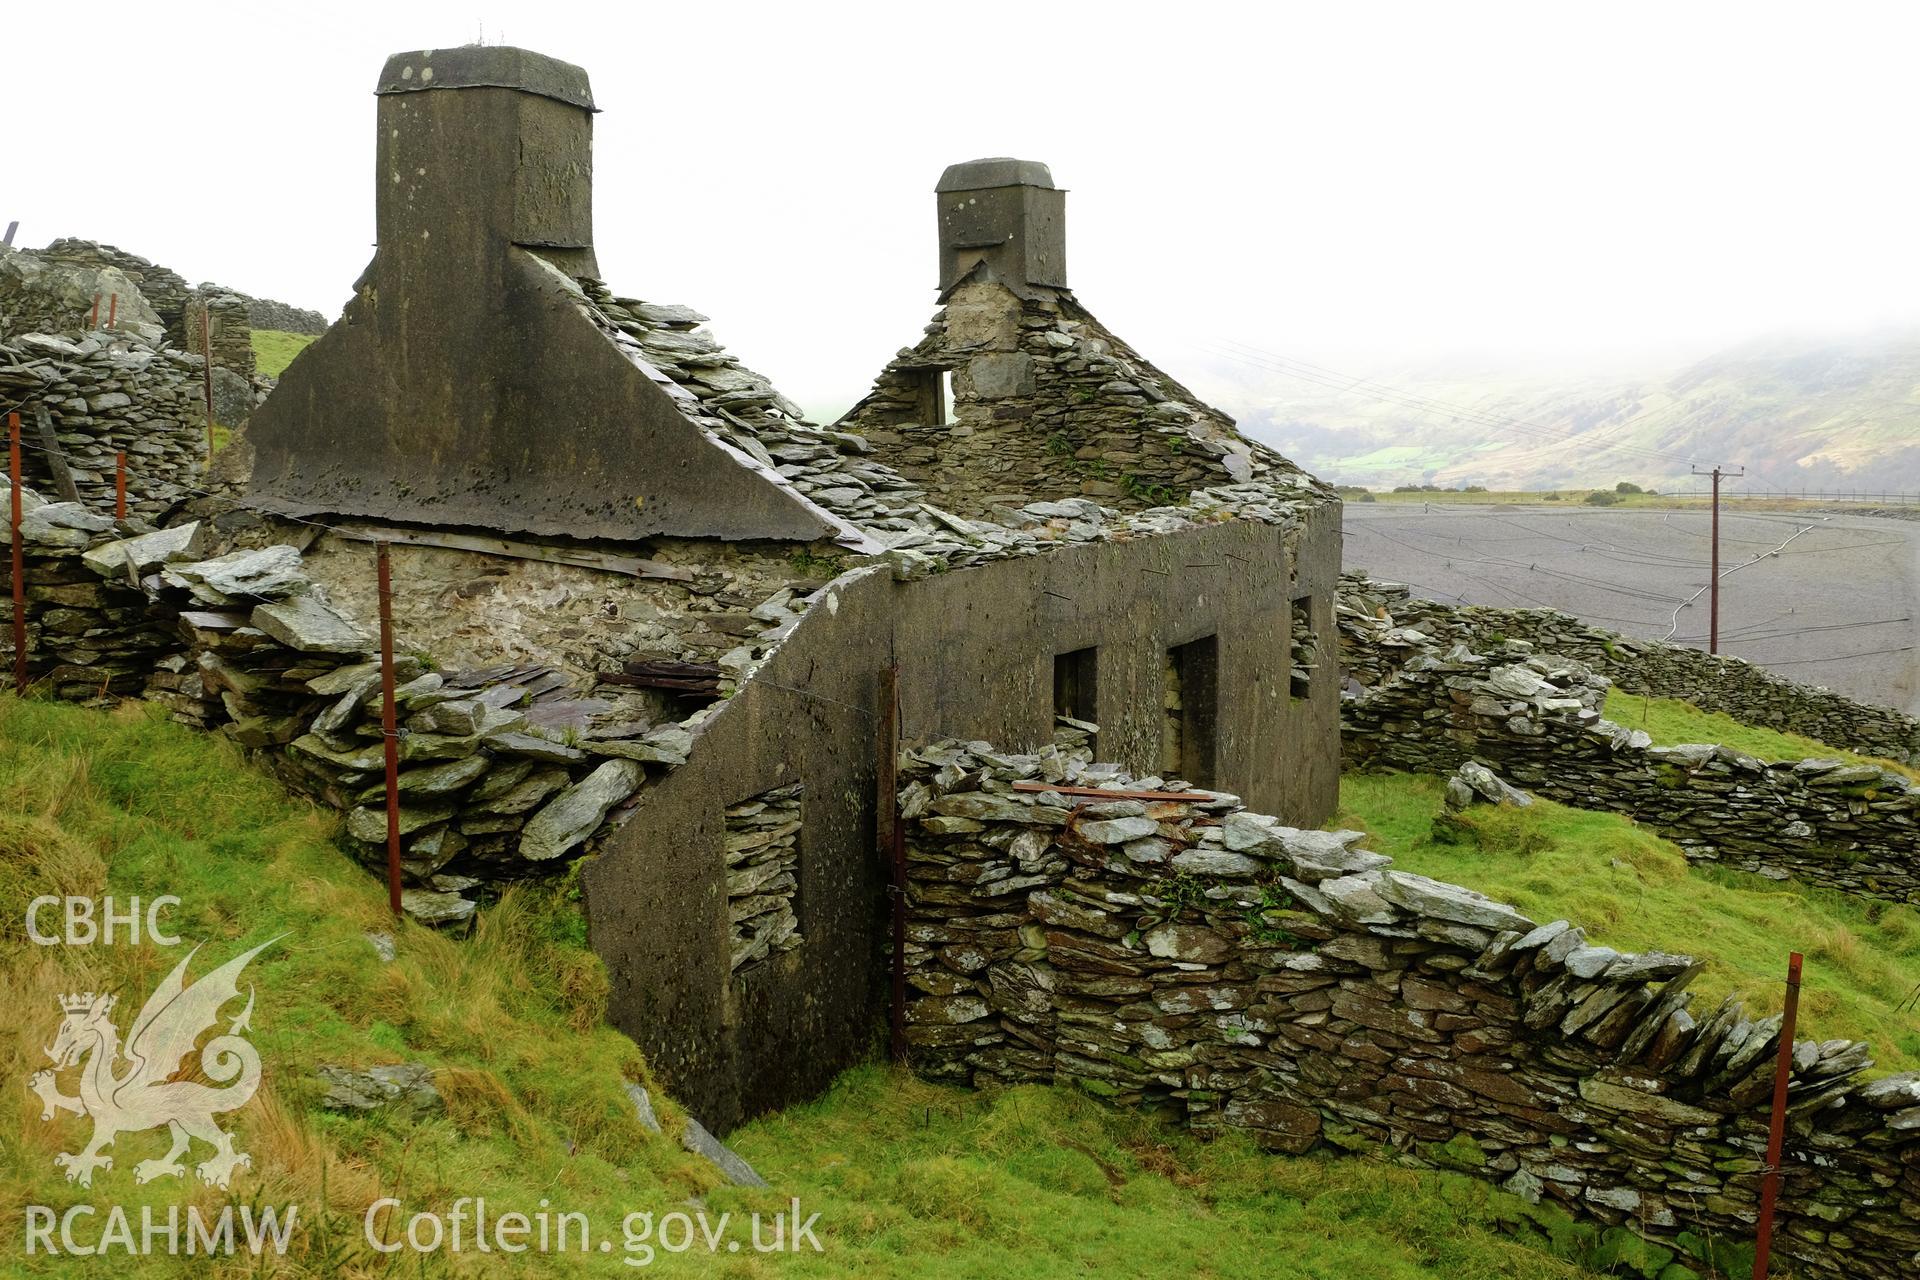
xmin=14 ymin=2 xmax=1920 ymax=416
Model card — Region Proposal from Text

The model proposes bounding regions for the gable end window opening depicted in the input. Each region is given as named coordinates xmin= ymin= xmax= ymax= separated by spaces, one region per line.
xmin=1163 ymin=635 xmax=1220 ymax=789
xmin=913 ymin=367 xmax=954 ymax=427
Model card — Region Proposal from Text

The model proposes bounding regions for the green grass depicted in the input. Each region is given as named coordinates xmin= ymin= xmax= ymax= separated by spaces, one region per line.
xmin=0 ymin=696 xmax=1605 ymax=1277
xmin=1335 ymin=772 xmax=1920 ymax=1074
xmin=1602 ymin=688 xmax=1919 ymax=781
xmin=731 ymin=1069 xmax=1598 ymax=1279
xmin=251 ymin=329 xmax=317 ymax=380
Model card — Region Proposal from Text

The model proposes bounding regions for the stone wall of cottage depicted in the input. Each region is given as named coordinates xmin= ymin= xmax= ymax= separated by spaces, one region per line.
xmin=899 ymin=735 xmax=1920 ymax=1280
xmin=836 ymin=281 xmax=1284 ymax=519
xmin=1338 ymin=573 xmax=1920 ymax=764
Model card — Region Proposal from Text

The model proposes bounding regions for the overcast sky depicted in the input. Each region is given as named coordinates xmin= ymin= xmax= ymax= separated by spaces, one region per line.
xmin=14 ymin=2 xmax=1920 ymax=415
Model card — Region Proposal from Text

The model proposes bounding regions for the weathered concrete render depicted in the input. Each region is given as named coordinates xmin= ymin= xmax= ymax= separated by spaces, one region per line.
xmin=585 ymin=509 xmax=1342 ymax=1131
xmin=246 ymin=48 xmax=844 ymax=545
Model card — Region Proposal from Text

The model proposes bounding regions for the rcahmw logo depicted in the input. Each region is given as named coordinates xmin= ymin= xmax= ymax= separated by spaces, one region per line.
xmin=22 ymin=901 xmax=296 ymax=1259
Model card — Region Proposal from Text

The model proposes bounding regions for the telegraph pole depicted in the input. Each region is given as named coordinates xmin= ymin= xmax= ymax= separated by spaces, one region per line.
xmin=1691 ymin=464 xmax=1744 ymax=653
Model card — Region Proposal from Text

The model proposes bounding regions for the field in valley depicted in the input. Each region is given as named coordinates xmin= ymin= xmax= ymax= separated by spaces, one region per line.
xmin=1343 ymin=501 xmax=1920 ymax=715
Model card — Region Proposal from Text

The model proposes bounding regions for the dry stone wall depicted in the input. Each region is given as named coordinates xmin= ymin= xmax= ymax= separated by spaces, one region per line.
xmin=899 ymin=734 xmax=1920 ymax=1280
xmin=36 ymin=239 xmax=191 ymax=335
xmin=244 ymin=296 xmax=328 ymax=335
xmin=182 ymin=290 xmax=256 ymax=379
xmin=1340 ymin=645 xmax=1920 ymax=904
xmin=1340 ymin=573 xmax=1920 ymax=764
xmin=0 ymin=330 xmax=209 ymax=517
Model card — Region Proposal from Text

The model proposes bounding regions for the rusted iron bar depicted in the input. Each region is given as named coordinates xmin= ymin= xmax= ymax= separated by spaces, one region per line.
xmin=879 ymin=662 xmax=906 ymax=1063
xmin=114 ymin=451 xmax=127 ymax=520
xmin=1752 ymin=951 xmax=1804 ymax=1279
xmin=376 ymin=542 xmax=403 ymax=917
xmin=9 ymin=412 xmax=26 ymax=695
xmin=1012 ymin=781 xmax=1220 ymax=802
xmin=107 ymin=294 xmax=117 ymax=330
xmin=90 ymin=294 xmax=99 ymax=329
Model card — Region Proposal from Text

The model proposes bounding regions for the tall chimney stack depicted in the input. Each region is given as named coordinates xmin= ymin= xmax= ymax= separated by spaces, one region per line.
xmin=372 ymin=47 xmax=599 ymax=280
xmin=245 ymin=47 xmax=838 ymax=546
xmin=935 ymin=158 xmax=1066 ymax=296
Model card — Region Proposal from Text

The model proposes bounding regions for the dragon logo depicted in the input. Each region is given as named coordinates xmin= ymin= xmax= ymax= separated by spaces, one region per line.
xmin=28 ymin=937 xmax=280 ymax=1190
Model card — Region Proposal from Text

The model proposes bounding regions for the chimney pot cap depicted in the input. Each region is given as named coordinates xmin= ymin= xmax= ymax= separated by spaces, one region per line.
xmin=376 ymin=46 xmax=596 ymax=111
xmin=936 ymin=157 xmax=1056 ymax=193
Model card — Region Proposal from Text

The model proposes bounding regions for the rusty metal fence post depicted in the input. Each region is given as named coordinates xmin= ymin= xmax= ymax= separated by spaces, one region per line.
xmin=1752 ymin=952 xmax=1804 ymax=1278
xmin=879 ymin=662 xmax=906 ymax=1062
xmin=114 ymin=451 xmax=127 ymax=520
xmin=376 ymin=542 xmax=403 ymax=917
xmin=8 ymin=411 xmax=24 ymax=695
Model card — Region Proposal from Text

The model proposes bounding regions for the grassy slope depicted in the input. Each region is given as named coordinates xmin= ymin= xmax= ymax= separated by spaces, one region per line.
xmin=251 ymin=330 xmax=317 ymax=380
xmin=1602 ymin=688 xmax=1920 ymax=782
xmin=0 ymin=698 xmax=1596 ymax=1278
xmin=1335 ymin=774 xmax=1920 ymax=1074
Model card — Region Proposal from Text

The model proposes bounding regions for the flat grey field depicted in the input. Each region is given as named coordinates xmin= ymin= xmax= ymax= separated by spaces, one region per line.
xmin=1342 ymin=503 xmax=1920 ymax=715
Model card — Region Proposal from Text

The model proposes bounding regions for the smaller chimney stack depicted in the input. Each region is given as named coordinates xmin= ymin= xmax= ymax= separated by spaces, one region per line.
xmin=935 ymin=158 xmax=1066 ymax=296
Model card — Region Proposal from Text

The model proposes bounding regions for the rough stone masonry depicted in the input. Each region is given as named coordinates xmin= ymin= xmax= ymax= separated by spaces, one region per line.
xmin=900 ymin=731 xmax=1920 ymax=1280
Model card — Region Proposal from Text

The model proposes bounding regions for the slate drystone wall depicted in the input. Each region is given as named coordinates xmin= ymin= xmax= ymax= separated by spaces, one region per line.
xmin=182 ymin=290 xmax=256 ymax=378
xmin=0 ymin=478 xmax=757 ymax=923
xmin=36 ymin=239 xmax=191 ymax=335
xmin=1341 ymin=644 xmax=1920 ymax=904
xmin=1339 ymin=573 xmax=1920 ymax=764
xmin=0 ymin=330 xmax=209 ymax=517
xmin=899 ymin=735 xmax=1920 ymax=1280
xmin=244 ymin=296 xmax=328 ymax=335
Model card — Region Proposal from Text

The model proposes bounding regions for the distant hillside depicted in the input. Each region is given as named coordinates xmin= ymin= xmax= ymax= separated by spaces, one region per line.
xmin=1207 ymin=329 xmax=1920 ymax=493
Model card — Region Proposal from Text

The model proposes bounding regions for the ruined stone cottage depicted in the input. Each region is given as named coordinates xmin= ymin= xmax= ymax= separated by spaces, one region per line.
xmin=232 ymin=46 xmax=1342 ymax=1128
xmin=6 ymin=45 xmax=1919 ymax=1277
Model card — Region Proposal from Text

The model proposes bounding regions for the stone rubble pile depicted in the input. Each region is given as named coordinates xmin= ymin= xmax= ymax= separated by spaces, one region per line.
xmin=1444 ymin=761 xmax=1534 ymax=811
xmin=4 ymin=510 xmax=717 ymax=922
xmin=724 ymin=783 xmax=803 ymax=972
xmin=1339 ymin=633 xmax=1920 ymax=904
xmin=899 ymin=734 xmax=1920 ymax=1280
xmin=1339 ymin=572 xmax=1920 ymax=764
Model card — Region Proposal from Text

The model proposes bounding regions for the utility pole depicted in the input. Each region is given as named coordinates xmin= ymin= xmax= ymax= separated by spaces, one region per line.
xmin=1691 ymin=464 xmax=1744 ymax=654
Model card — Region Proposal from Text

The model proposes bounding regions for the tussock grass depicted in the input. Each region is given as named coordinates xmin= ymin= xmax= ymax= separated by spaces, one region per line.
xmin=0 ymin=697 xmax=1607 ymax=1277
xmin=0 ymin=698 xmax=709 ymax=1276
xmin=1602 ymin=688 xmax=1920 ymax=782
xmin=729 ymin=1067 xmax=1593 ymax=1279
xmin=1336 ymin=772 xmax=1920 ymax=1074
